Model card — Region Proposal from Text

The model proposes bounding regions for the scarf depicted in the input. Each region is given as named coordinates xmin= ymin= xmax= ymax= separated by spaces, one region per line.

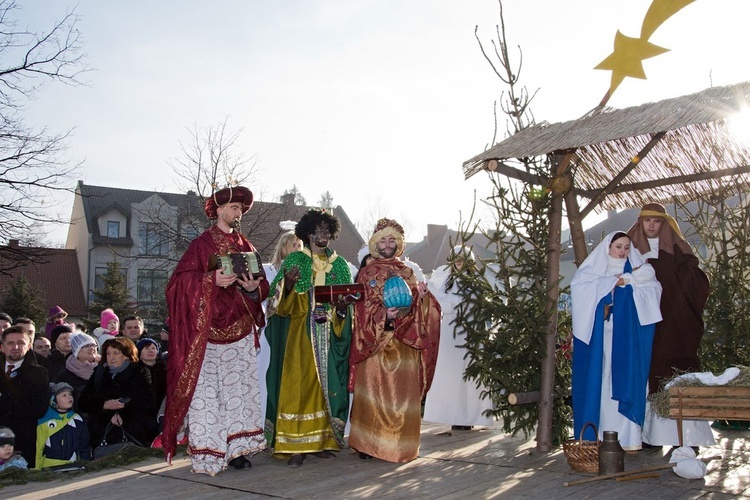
xmin=107 ymin=359 xmax=131 ymax=377
xmin=65 ymin=355 xmax=97 ymax=380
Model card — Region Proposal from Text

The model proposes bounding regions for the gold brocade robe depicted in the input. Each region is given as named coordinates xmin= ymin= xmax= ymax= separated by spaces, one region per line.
xmin=272 ymin=291 xmax=341 ymax=454
xmin=348 ymin=258 xmax=441 ymax=462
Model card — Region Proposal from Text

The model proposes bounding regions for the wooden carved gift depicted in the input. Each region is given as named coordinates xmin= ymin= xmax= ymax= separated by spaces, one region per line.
xmin=208 ymin=251 xmax=263 ymax=279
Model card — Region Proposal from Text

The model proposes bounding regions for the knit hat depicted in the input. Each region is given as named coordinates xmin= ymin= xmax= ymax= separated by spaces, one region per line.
xmin=47 ymin=306 xmax=68 ymax=321
xmin=100 ymin=309 xmax=119 ymax=330
xmin=50 ymin=324 xmax=73 ymax=346
xmin=52 ymin=381 xmax=74 ymax=397
xmin=50 ymin=382 xmax=74 ymax=411
xmin=70 ymin=332 xmax=97 ymax=358
xmin=136 ymin=337 xmax=160 ymax=357
xmin=0 ymin=427 xmax=15 ymax=447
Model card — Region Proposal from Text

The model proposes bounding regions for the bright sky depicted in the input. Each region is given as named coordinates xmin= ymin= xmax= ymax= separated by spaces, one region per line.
xmin=18 ymin=0 xmax=750 ymax=245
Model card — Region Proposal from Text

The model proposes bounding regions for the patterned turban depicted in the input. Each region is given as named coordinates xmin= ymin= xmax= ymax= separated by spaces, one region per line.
xmin=369 ymin=218 xmax=405 ymax=258
xmin=204 ymin=185 xmax=254 ymax=220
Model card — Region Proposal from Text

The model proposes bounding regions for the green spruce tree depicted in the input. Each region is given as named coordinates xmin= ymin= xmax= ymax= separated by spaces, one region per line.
xmin=88 ymin=260 xmax=135 ymax=328
xmin=1 ymin=274 xmax=47 ymax=328
xmin=451 ymin=3 xmax=572 ymax=445
xmin=679 ymin=189 xmax=750 ymax=372
xmin=454 ymin=176 xmax=572 ymax=445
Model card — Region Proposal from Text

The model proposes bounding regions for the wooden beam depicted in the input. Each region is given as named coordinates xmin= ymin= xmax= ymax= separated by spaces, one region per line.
xmin=577 ymin=164 xmax=750 ymax=199
xmin=537 ymin=153 xmax=564 ymax=453
xmin=579 ymin=132 xmax=666 ymax=219
xmin=482 ymin=159 xmax=548 ymax=186
xmin=563 ymin=456 xmax=721 ymax=487
xmin=508 ymin=388 xmax=570 ymax=405
xmin=564 ymin=186 xmax=588 ymax=267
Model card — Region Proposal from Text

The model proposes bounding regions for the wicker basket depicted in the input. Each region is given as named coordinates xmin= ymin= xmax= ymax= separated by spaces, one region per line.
xmin=563 ymin=422 xmax=600 ymax=473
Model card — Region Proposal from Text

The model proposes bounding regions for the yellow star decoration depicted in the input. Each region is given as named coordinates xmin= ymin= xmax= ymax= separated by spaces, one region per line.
xmin=595 ymin=30 xmax=669 ymax=95
xmin=640 ymin=0 xmax=696 ymax=40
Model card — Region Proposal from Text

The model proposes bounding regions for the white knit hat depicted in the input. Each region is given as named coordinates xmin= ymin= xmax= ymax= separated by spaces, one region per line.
xmin=70 ymin=332 xmax=97 ymax=358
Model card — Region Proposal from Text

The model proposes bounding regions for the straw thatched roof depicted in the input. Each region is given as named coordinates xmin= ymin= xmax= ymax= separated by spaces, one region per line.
xmin=463 ymin=81 xmax=750 ymax=211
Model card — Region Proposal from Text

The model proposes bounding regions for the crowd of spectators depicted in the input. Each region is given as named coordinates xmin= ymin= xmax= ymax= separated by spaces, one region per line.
xmin=0 ymin=307 xmax=168 ymax=470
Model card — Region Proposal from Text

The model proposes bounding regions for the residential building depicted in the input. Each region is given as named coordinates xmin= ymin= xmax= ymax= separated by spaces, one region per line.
xmin=0 ymin=240 xmax=88 ymax=325
xmin=66 ymin=182 xmax=365 ymax=328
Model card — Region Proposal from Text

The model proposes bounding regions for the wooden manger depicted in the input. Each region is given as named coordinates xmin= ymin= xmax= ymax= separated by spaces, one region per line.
xmin=668 ymin=386 xmax=750 ymax=446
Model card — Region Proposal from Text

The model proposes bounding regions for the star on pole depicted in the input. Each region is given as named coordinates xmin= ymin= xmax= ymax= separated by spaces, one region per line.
xmin=594 ymin=30 xmax=669 ymax=96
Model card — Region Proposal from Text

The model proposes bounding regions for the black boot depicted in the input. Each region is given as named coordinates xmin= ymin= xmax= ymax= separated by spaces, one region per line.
xmin=287 ymin=453 xmax=307 ymax=467
xmin=228 ymin=455 xmax=252 ymax=469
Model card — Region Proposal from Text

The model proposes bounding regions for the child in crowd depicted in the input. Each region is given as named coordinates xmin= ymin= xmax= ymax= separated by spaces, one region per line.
xmin=45 ymin=306 xmax=69 ymax=340
xmin=35 ymin=382 xmax=91 ymax=469
xmin=0 ymin=427 xmax=28 ymax=471
xmin=92 ymin=309 xmax=119 ymax=350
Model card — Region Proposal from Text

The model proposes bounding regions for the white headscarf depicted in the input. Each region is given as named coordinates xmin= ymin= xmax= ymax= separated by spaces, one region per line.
xmin=571 ymin=231 xmax=662 ymax=344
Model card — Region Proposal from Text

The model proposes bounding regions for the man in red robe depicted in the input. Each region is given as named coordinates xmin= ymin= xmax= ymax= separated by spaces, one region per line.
xmin=348 ymin=218 xmax=441 ymax=462
xmin=163 ymin=185 xmax=269 ymax=476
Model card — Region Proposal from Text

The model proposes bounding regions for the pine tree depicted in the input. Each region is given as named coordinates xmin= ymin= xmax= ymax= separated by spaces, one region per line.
xmin=679 ymin=189 xmax=750 ymax=371
xmin=1 ymin=274 xmax=47 ymax=328
xmin=450 ymin=4 xmax=572 ymax=445
xmin=88 ymin=260 xmax=135 ymax=328
xmin=454 ymin=177 xmax=572 ymax=445
xmin=318 ymin=190 xmax=334 ymax=210
xmin=281 ymin=185 xmax=306 ymax=206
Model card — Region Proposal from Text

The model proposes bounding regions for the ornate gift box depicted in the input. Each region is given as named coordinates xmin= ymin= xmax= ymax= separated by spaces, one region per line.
xmin=207 ymin=251 xmax=263 ymax=279
xmin=314 ymin=283 xmax=366 ymax=303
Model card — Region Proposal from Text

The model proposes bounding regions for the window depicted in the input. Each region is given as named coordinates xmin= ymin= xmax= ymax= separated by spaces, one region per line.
xmin=94 ymin=267 xmax=108 ymax=291
xmin=107 ymin=221 xmax=120 ymax=238
xmin=183 ymin=224 xmax=201 ymax=243
xmin=137 ymin=269 xmax=168 ymax=305
xmin=139 ymin=223 xmax=169 ymax=256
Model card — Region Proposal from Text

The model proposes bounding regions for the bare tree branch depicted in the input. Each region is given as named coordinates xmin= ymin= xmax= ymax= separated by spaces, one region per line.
xmin=0 ymin=0 xmax=88 ymax=271
xmin=167 ymin=117 xmax=259 ymax=204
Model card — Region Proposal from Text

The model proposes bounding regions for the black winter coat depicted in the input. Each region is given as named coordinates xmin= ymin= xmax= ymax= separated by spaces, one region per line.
xmin=0 ymin=351 xmax=50 ymax=468
xmin=78 ymin=362 xmax=156 ymax=448
xmin=47 ymin=349 xmax=70 ymax=384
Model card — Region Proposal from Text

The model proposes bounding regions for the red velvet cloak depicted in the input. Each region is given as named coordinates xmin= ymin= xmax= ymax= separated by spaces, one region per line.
xmin=162 ymin=225 xmax=269 ymax=461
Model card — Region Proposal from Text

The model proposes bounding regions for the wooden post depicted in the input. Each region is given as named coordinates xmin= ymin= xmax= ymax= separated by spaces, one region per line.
xmin=564 ymin=186 xmax=588 ymax=267
xmin=537 ymin=154 xmax=564 ymax=452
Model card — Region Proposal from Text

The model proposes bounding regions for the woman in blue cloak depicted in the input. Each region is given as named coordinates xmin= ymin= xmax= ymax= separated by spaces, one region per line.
xmin=571 ymin=231 xmax=662 ymax=450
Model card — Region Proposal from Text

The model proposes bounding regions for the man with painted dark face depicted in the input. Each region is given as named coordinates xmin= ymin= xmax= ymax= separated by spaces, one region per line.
xmin=164 ymin=185 xmax=269 ymax=475
xmin=627 ymin=202 xmax=714 ymax=448
xmin=264 ymin=208 xmax=352 ymax=467
xmin=348 ymin=218 xmax=441 ymax=463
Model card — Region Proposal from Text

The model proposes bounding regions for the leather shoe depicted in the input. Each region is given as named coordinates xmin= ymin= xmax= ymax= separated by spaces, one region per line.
xmin=228 ymin=455 xmax=252 ymax=469
xmin=451 ymin=425 xmax=473 ymax=431
xmin=358 ymin=452 xmax=373 ymax=460
xmin=287 ymin=453 xmax=306 ymax=467
xmin=314 ymin=450 xmax=336 ymax=459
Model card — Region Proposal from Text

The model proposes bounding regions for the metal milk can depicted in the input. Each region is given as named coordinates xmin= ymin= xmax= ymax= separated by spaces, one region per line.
xmin=598 ymin=430 xmax=625 ymax=474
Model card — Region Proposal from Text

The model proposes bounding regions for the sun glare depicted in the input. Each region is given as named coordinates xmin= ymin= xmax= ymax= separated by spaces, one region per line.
xmin=728 ymin=107 xmax=750 ymax=147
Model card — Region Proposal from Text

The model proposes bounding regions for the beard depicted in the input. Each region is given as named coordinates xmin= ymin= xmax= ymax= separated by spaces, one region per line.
xmin=313 ymin=237 xmax=329 ymax=249
xmin=230 ymin=218 xmax=241 ymax=229
xmin=379 ymin=246 xmax=397 ymax=258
